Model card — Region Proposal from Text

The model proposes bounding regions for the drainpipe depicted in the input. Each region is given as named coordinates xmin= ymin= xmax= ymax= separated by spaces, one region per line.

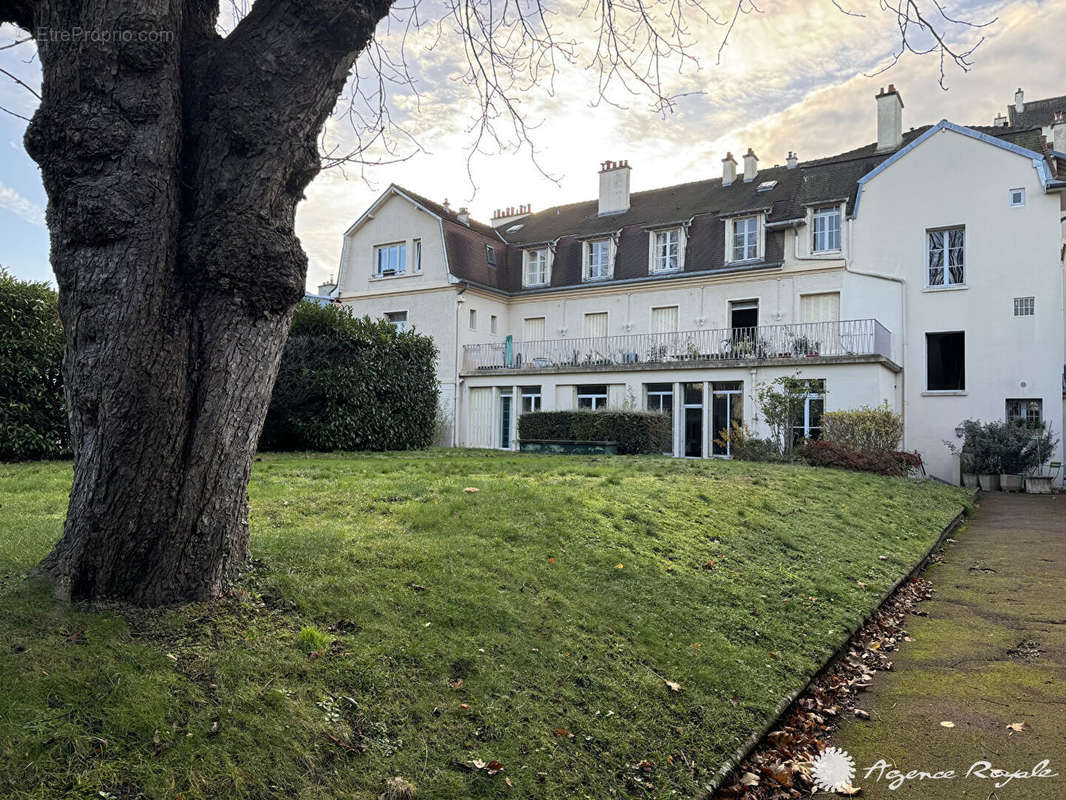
xmin=453 ymin=283 xmax=469 ymax=447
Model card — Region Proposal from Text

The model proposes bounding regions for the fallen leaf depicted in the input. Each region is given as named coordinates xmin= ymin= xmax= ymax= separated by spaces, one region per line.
xmin=739 ymin=772 xmax=760 ymax=787
xmin=940 ymin=721 xmax=955 ymax=728
xmin=1007 ymin=722 xmax=1031 ymax=734
xmin=547 ymin=557 xmax=555 ymax=564
xmin=462 ymin=487 xmax=480 ymax=493
xmin=837 ymin=782 xmax=863 ymax=796
xmin=854 ymin=709 xmax=871 ymax=720
xmin=459 ymin=703 xmax=470 ymax=710
xmin=448 ymin=678 xmax=463 ymax=689
xmin=485 ymin=761 xmax=504 ymax=775
xmin=729 ymin=694 xmax=740 ymax=706
xmin=505 ymin=777 xmax=513 ymax=788
xmin=663 ymin=679 xmax=682 ymax=693
xmin=615 ymin=563 xmax=624 ymax=569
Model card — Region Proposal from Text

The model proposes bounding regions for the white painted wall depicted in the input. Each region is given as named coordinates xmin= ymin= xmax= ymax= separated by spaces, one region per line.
xmin=851 ymin=127 xmax=1065 ymax=480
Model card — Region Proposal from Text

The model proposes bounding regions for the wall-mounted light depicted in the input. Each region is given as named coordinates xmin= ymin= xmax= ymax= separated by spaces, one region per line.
xmin=623 ymin=321 xmax=633 ymax=331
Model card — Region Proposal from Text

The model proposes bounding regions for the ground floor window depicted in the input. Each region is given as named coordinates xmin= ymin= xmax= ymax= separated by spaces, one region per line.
xmin=682 ymin=382 xmax=704 ymax=458
xmin=577 ymin=384 xmax=608 ymax=410
xmin=384 ymin=311 xmax=408 ymax=332
xmin=927 ymin=331 xmax=965 ymax=391
xmin=521 ymin=386 xmax=542 ymax=414
xmin=646 ymin=383 xmax=673 ymax=415
xmin=1006 ymin=398 xmax=1043 ymax=427
xmin=790 ymin=379 xmax=825 ymax=448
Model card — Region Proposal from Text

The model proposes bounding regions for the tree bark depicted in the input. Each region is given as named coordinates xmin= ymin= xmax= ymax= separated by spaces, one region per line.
xmin=5 ymin=0 xmax=392 ymax=605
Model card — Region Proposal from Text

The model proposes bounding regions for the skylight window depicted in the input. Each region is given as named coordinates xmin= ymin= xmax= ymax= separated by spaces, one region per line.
xmin=756 ymin=180 xmax=778 ymax=192
xmin=506 ymin=223 xmax=525 ymax=232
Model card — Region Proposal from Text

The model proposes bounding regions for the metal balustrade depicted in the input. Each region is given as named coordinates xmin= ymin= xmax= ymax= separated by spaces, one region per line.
xmin=462 ymin=319 xmax=892 ymax=373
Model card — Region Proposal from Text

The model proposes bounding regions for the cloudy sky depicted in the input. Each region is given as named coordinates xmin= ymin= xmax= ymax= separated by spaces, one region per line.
xmin=1 ymin=0 xmax=1062 ymax=291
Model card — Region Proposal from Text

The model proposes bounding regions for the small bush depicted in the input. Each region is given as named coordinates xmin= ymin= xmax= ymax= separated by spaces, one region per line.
xmin=713 ymin=421 xmax=789 ymax=463
xmin=296 ymin=626 xmax=330 ymax=653
xmin=262 ymin=302 xmax=439 ymax=452
xmin=518 ymin=410 xmax=671 ymax=455
xmin=0 ymin=270 xmax=69 ymax=461
xmin=820 ymin=404 xmax=903 ymax=453
xmin=800 ymin=440 xmax=923 ymax=477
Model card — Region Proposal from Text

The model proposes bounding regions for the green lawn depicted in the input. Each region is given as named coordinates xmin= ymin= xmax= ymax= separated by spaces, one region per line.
xmin=0 ymin=451 xmax=968 ymax=800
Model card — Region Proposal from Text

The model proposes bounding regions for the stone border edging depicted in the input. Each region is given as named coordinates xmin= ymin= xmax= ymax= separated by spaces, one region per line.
xmin=699 ymin=500 xmax=972 ymax=798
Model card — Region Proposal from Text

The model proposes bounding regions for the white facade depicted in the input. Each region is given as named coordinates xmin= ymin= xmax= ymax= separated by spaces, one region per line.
xmin=333 ymin=94 xmax=1066 ymax=483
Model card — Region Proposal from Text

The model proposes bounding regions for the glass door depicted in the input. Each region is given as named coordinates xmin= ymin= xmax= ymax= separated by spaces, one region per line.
xmin=683 ymin=382 xmax=703 ymax=458
xmin=499 ymin=392 xmax=513 ymax=449
xmin=711 ymin=382 xmax=744 ymax=456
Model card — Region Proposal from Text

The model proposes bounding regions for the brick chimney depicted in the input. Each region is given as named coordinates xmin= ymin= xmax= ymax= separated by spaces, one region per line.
xmin=722 ymin=152 xmax=738 ymax=186
xmin=876 ymin=84 xmax=904 ymax=152
xmin=1015 ymin=87 xmax=1025 ymax=114
xmin=786 ymin=151 xmax=798 ymax=169
xmin=490 ymin=203 xmax=532 ymax=229
xmin=457 ymin=207 xmax=470 ymax=226
xmin=598 ymin=159 xmax=631 ymax=216
xmin=742 ymin=148 xmax=758 ymax=182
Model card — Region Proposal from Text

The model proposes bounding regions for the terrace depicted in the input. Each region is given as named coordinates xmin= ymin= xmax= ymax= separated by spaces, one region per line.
xmin=461 ymin=318 xmax=895 ymax=375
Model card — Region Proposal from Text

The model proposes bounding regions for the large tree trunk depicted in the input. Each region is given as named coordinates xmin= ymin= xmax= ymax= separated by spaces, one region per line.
xmin=5 ymin=0 xmax=391 ymax=605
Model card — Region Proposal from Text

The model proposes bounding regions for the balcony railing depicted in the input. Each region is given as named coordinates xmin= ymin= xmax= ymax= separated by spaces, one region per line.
xmin=462 ymin=319 xmax=892 ymax=373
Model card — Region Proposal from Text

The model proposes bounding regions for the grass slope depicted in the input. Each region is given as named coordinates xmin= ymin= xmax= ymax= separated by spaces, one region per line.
xmin=0 ymin=452 xmax=968 ymax=800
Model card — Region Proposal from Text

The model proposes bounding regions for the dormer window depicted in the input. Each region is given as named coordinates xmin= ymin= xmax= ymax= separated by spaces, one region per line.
xmin=731 ymin=216 xmax=759 ymax=262
xmin=584 ymin=238 xmax=612 ymax=281
xmin=811 ymin=205 xmax=841 ymax=253
xmin=486 ymin=244 xmax=497 ymax=266
xmin=650 ymin=228 xmax=683 ymax=273
xmin=523 ymin=247 xmax=550 ymax=287
xmin=374 ymin=242 xmax=406 ymax=276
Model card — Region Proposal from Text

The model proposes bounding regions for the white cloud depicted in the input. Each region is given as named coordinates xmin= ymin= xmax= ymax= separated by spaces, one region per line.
xmin=0 ymin=181 xmax=45 ymax=226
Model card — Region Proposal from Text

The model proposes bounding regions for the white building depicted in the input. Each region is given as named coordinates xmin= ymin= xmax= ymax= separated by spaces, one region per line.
xmin=330 ymin=86 xmax=1066 ymax=483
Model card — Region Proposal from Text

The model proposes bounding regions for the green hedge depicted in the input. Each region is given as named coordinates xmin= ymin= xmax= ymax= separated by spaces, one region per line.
xmin=518 ymin=410 xmax=671 ymax=455
xmin=0 ymin=269 xmax=70 ymax=460
xmin=821 ymin=404 xmax=903 ymax=453
xmin=261 ymin=301 xmax=439 ymax=452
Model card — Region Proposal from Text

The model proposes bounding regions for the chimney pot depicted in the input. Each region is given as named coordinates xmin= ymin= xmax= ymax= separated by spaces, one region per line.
xmin=1015 ymin=88 xmax=1025 ymax=113
xmin=1052 ymin=112 xmax=1066 ymax=151
xmin=786 ymin=151 xmax=798 ymax=169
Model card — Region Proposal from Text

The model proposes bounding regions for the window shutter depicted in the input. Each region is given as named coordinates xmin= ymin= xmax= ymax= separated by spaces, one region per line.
xmin=583 ymin=312 xmax=609 ymax=339
xmin=651 ymin=306 xmax=679 ymax=333
xmin=522 ymin=317 xmax=546 ymax=341
xmin=800 ymin=292 xmax=840 ymax=323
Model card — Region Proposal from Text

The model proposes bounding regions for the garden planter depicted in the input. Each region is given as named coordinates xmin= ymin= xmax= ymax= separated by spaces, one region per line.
xmin=977 ymin=473 xmax=1000 ymax=492
xmin=1025 ymin=475 xmax=1053 ymax=494
xmin=1000 ymin=474 xmax=1024 ymax=493
xmin=961 ymin=473 xmax=979 ymax=489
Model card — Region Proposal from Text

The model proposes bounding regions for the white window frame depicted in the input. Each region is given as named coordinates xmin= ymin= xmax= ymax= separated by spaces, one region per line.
xmin=520 ymin=386 xmax=542 ymax=414
xmin=523 ymin=248 xmax=550 ymax=287
xmin=1009 ymin=188 xmax=1026 ymax=207
xmin=1013 ymin=296 xmax=1035 ymax=317
xmin=374 ymin=242 xmax=406 ymax=277
xmin=412 ymin=238 xmax=422 ymax=272
xmin=584 ymin=238 xmax=613 ymax=281
xmin=486 ymin=244 xmax=496 ymax=267
xmin=927 ymin=226 xmax=965 ymax=287
xmin=811 ymin=205 xmax=842 ymax=253
xmin=384 ymin=310 xmax=408 ymax=333
xmin=728 ymin=215 xmax=761 ymax=263
xmin=490 ymin=314 xmax=498 ymax=334
xmin=576 ymin=385 xmax=609 ymax=410
xmin=469 ymin=308 xmax=477 ymax=330
xmin=1006 ymin=398 xmax=1042 ymax=427
xmin=649 ymin=227 xmax=683 ymax=274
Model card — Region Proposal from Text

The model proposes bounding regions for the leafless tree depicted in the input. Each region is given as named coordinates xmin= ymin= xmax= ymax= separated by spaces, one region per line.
xmin=0 ymin=0 xmax=992 ymax=605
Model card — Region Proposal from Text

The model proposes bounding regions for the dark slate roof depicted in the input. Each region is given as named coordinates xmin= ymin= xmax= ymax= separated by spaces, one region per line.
xmin=1007 ymin=94 xmax=1066 ymax=129
xmin=395 ymin=118 xmax=1056 ymax=295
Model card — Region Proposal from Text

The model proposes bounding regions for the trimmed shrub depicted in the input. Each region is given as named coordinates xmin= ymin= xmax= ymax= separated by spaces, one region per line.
xmin=261 ymin=301 xmax=439 ymax=452
xmin=800 ymin=440 xmax=923 ymax=477
xmin=0 ymin=270 xmax=69 ymax=460
xmin=518 ymin=410 xmax=671 ymax=455
xmin=820 ymin=404 xmax=903 ymax=453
